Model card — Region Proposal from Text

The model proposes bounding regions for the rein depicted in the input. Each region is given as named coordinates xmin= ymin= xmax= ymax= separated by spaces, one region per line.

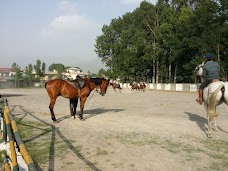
xmin=87 ymin=88 xmax=100 ymax=101
xmin=77 ymin=84 xmax=100 ymax=102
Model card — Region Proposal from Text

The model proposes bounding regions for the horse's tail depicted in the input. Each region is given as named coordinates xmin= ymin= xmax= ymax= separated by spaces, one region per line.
xmin=208 ymin=84 xmax=224 ymax=121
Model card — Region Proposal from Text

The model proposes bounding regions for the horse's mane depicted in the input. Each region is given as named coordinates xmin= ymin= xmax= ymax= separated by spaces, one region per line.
xmin=89 ymin=78 xmax=104 ymax=86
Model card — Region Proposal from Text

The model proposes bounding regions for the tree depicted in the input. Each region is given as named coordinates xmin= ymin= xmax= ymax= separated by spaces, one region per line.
xmin=48 ymin=63 xmax=65 ymax=79
xmin=33 ymin=59 xmax=42 ymax=82
xmin=98 ymin=69 xmax=106 ymax=77
xmin=86 ymin=70 xmax=97 ymax=78
xmin=41 ymin=62 xmax=46 ymax=77
xmin=34 ymin=59 xmax=41 ymax=75
xmin=24 ymin=64 xmax=33 ymax=87
xmin=33 ymin=59 xmax=46 ymax=82
xmin=12 ymin=62 xmax=22 ymax=87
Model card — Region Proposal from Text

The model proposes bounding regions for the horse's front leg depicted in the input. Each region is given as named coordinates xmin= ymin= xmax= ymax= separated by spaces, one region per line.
xmin=69 ymin=99 xmax=78 ymax=119
xmin=79 ymin=97 xmax=87 ymax=121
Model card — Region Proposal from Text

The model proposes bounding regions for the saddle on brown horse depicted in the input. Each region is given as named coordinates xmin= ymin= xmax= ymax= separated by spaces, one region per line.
xmin=65 ymin=76 xmax=85 ymax=89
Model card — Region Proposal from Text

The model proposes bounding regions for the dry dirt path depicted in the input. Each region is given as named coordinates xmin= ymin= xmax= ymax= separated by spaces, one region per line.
xmin=0 ymin=88 xmax=228 ymax=171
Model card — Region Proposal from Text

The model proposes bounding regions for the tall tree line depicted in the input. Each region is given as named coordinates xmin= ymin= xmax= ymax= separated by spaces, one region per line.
xmin=95 ymin=0 xmax=228 ymax=83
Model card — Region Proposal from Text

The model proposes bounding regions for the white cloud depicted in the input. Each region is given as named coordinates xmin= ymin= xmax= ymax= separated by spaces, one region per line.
xmin=41 ymin=14 xmax=100 ymax=38
xmin=50 ymin=15 xmax=91 ymax=30
xmin=41 ymin=0 xmax=101 ymax=38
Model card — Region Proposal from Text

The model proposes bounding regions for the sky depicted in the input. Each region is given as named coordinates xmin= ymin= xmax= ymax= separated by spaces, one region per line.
xmin=0 ymin=0 xmax=157 ymax=73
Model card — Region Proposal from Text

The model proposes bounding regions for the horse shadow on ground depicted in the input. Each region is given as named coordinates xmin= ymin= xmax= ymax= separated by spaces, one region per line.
xmin=56 ymin=115 xmax=72 ymax=122
xmin=10 ymin=105 xmax=102 ymax=171
xmin=55 ymin=108 xmax=124 ymax=122
xmin=217 ymin=126 xmax=228 ymax=134
xmin=184 ymin=112 xmax=208 ymax=136
xmin=185 ymin=112 xmax=228 ymax=136
xmin=82 ymin=108 xmax=124 ymax=120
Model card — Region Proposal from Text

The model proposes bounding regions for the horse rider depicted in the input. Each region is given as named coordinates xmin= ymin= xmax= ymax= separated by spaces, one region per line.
xmin=196 ymin=53 xmax=220 ymax=105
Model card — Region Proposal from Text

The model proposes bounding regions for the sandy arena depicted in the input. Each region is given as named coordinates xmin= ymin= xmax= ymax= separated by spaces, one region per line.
xmin=0 ymin=87 xmax=228 ymax=171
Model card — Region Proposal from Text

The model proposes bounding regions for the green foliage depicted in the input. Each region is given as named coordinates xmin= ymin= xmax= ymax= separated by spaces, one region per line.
xmin=49 ymin=63 xmax=66 ymax=79
xmin=87 ymin=70 xmax=97 ymax=78
xmin=98 ymin=68 xmax=106 ymax=77
xmin=0 ymin=150 xmax=7 ymax=164
xmin=33 ymin=59 xmax=46 ymax=82
xmin=41 ymin=62 xmax=46 ymax=77
xmin=12 ymin=62 xmax=22 ymax=87
xmin=24 ymin=64 xmax=33 ymax=87
xmin=33 ymin=59 xmax=41 ymax=76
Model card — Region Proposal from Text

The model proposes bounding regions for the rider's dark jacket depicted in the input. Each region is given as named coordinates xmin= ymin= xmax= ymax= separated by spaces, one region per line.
xmin=199 ymin=61 xmax=220 ymax=90
xmin=202 ymin=61 xmax=220 ymax=80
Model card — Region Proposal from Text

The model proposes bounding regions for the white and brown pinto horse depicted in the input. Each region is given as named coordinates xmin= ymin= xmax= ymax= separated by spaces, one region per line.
xmin=195 ymin=63 xmax=228 ymax=137
xmin=110 ymin=81 xmax=122 ymax=93
xmin=139 ymin=82 xmax=146 ymax=91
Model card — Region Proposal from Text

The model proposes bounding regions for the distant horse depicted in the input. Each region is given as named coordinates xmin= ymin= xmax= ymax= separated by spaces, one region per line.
xmin=45 ymin=78 xmax=110 ymax=122
xmin=139 ymin=82 xmax=146 ymax=91
xmin=195 ymin=64 xmax=228 ymax=137
xmin=110 ymin=82 xmax=122 ymax=93
xmin=130 ymin=82 xmax=140 ymax=92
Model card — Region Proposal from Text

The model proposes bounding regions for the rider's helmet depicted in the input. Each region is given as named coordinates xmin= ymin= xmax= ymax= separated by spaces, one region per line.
xmin=204 ymin=53 xmax=212 ymax=59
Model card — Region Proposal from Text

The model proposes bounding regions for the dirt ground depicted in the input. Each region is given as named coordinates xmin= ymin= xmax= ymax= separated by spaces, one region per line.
xmin=0 ymin=87 xmax=228 ymax=171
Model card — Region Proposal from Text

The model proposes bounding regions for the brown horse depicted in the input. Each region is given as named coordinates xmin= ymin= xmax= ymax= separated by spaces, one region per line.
xmin=45 ymin=78 xmax=110 ymax=122
xmin=130 ymin=82 xmax=140 ymax=92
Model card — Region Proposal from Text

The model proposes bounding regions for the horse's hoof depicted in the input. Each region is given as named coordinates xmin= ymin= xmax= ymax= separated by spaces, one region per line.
xmin=53 ymin=120 xmax=59 ymax=123
xmin=79 ymin=117 xmax=85 ymax=121
xmin=71 ymin=116 xmax=75 ymax=119
xmin=212 ymin=127 xmax=218 ymax=131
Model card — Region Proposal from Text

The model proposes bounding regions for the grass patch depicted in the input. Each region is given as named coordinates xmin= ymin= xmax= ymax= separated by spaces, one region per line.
xmin=0 ymin=118 xmax=77 ymax=169
xmin=162 ymin=140 xmax=198 ymax=154
xmin=112 ymin=132 xmax=197 ymax=154
xmin=111 ymin=131 xmax=228 ymax=171
xmin=113 ymin=132 xmax=158 ymax=146
xmin=15 ymin=119 xmax=53 ymax=165
xmin=200 ymin=139 xmax=228 ymax=153
xmin=209 ymin=161 xmax=228 ymax=171
xmin=0 ymin=150 xmax=7 ymax=164
xmin=96 ymin=147 xmax=108 ymax=156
